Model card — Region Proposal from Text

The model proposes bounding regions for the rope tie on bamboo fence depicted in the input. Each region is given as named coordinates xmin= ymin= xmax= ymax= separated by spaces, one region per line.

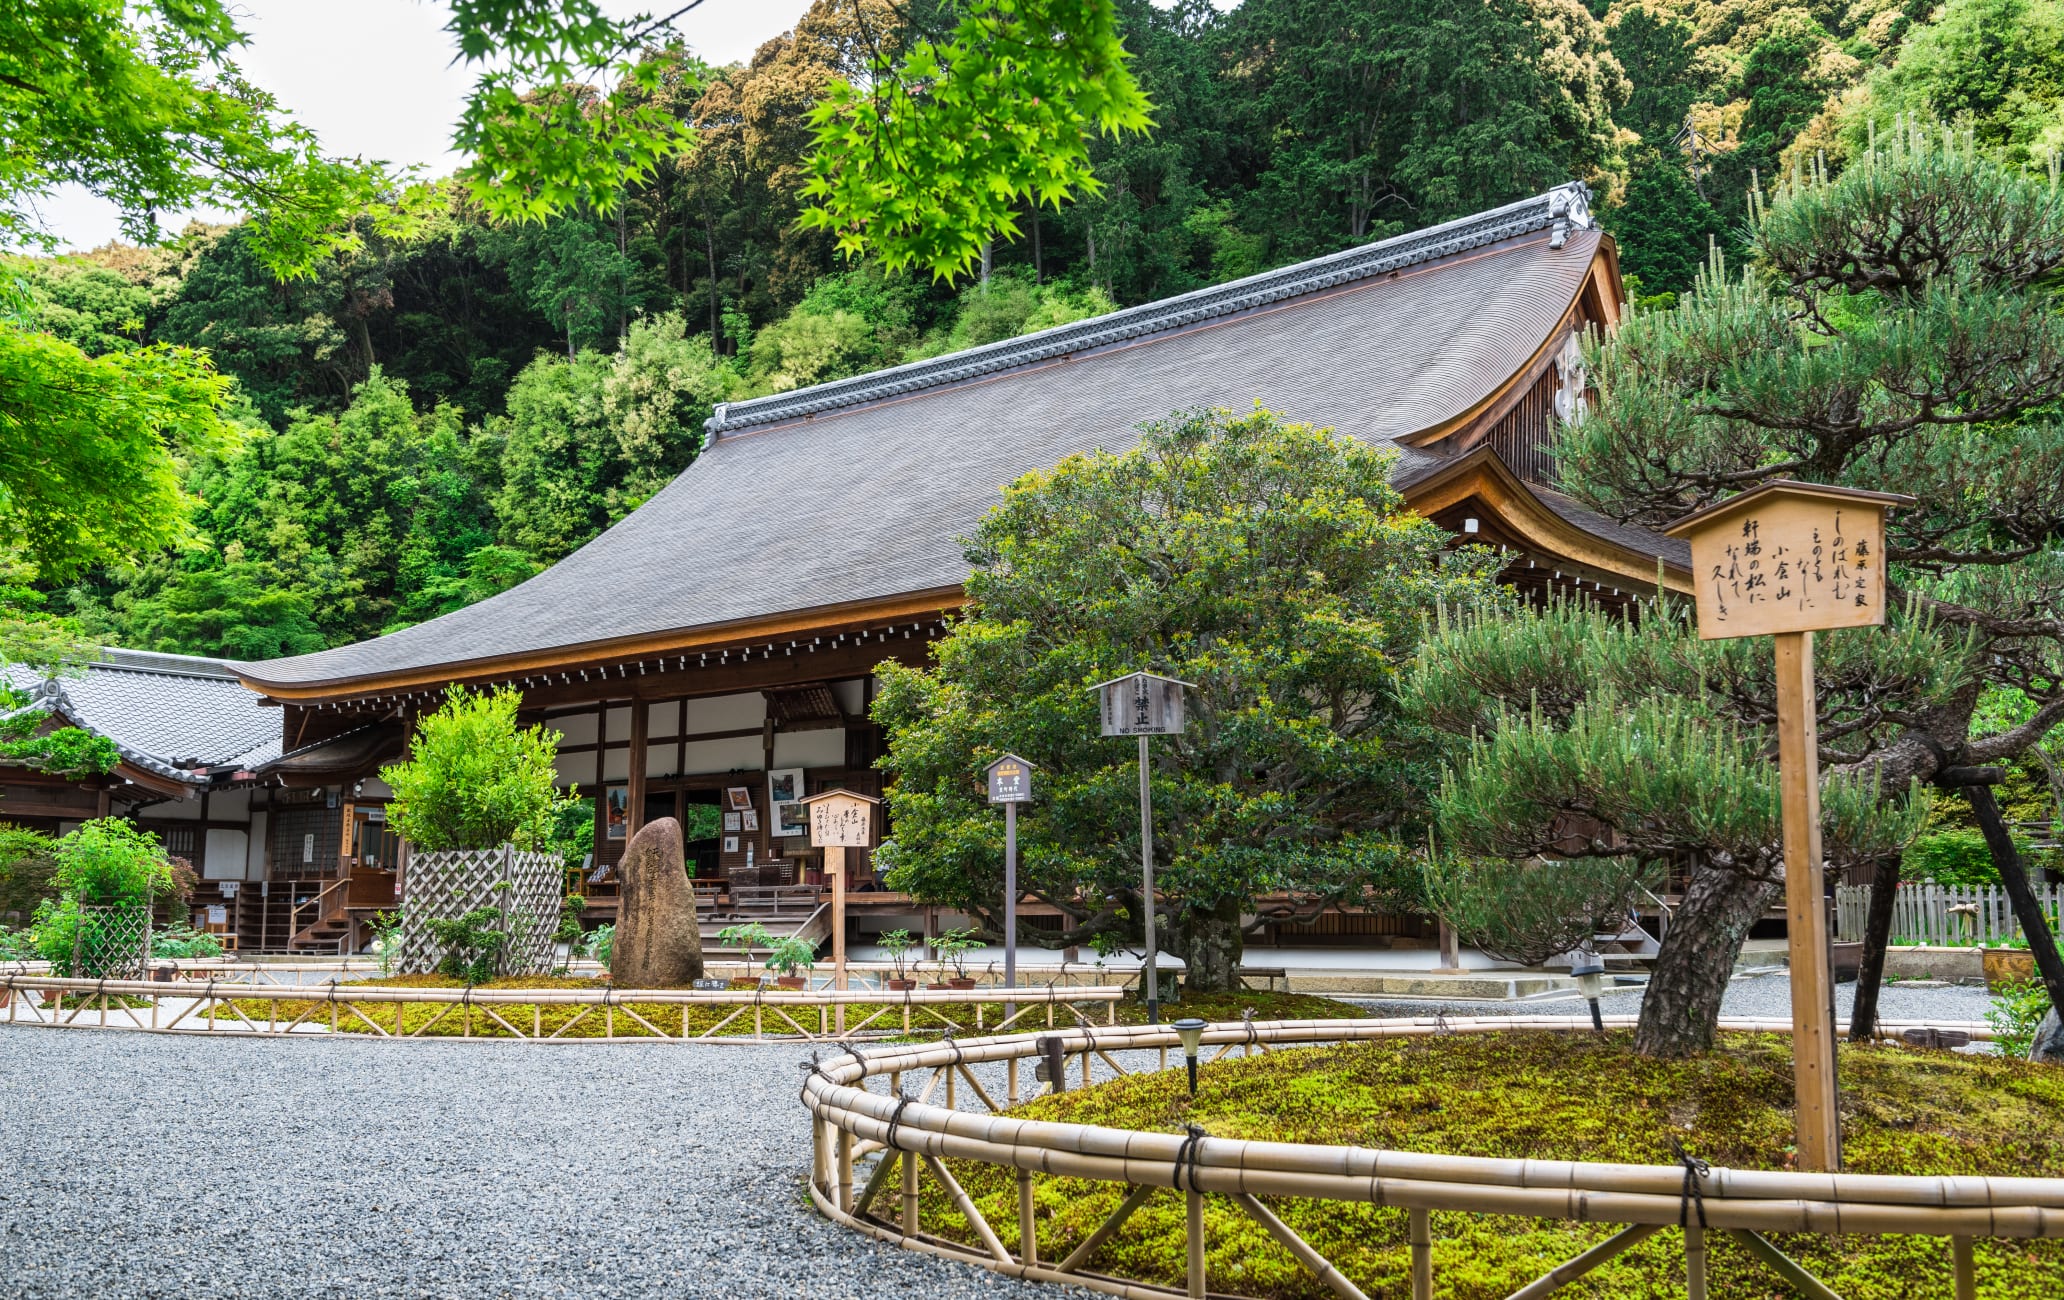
xmin=1433 ymin=1011 xmax=1451 ymax=1036
xmin=1670 ymin=1138 xmax=1711 ymax=1229
xmin=943 ymin=1032 xmax=964 ymax=1067
xmin=884 ymin=1090 xmax=914 ymax=1151
xmin=1241 ymin=1006 xmax=1258 ymax=1047
xmin=1173 ymin=1124 xmax=1208 ymax=1192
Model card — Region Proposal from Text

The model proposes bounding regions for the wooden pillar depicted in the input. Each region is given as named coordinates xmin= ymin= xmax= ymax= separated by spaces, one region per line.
xmin=1436 ymin=920 xmax=1462 ymax=973
xmin=1777 ymin=630 xmax=1840 ymax=1171
xmin=627 ymin=699 xmax=648 ymax=839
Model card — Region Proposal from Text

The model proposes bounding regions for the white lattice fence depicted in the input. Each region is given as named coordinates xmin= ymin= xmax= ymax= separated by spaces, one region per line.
xmin=399 ymin=847 xmax=561 ymax=976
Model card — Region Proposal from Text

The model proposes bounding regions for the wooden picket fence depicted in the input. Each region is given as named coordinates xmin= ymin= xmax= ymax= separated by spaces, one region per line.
xmin=1834 ymin=881 xmax=2064 ymax=947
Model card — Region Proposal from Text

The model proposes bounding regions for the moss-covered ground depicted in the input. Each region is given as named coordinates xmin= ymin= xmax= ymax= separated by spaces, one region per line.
xmin=913 ymin=1031 xmax=2064 ymax=1299
xmin=224 ymin=976 xmax=1350 ymax=1040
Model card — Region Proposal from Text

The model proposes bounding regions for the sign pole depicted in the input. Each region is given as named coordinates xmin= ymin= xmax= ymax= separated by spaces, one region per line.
xmin=1004 ymin=798 xmax=1018 ymax=1025
xmin=1139 ymin=731 xmax=1159 ymax=1025
xmin=1776 ymin=629 xmax=1839 ymax=1170
xmin=829 ymin=843 xmax=847 ymax=1035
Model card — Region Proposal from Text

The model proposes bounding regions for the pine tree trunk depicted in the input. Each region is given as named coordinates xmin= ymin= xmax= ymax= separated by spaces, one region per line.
xmin=1634 ymin=860 xmax=1778 ymax=1057
xmin=1171 ymin=896 xmax=1244 ymax=994
xmin=1848 ymin=855 xmax=1901 ymax=1042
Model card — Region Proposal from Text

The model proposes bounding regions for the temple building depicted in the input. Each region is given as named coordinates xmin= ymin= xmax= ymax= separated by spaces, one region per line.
xmin=27 ymin=183 xmax=1687 ymax=954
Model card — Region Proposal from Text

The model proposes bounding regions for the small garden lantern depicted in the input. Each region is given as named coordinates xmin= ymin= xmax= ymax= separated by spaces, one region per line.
xmin=1173 ymin=1016 xmax=1209 ymax=1095
xmin=1089 ymin=671 xmax=1194 ymax=1025
xmin=1569 ymin=949 xmax=1606 ymax=1032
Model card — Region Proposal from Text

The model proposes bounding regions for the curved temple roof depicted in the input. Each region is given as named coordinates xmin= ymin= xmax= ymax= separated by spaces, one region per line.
xmin=5 ymin=649 xmax=283 ymax=787
xmin=242 ymin=183 xmax=1650 ymax=697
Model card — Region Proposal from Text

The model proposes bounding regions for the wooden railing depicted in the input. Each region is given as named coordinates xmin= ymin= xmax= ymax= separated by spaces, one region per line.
xmin=0 ymin=972 xmax=1123 ymax=1043
xmin=801 ymin=1016 xmax=2027 ymax=1300
xmin=288 ymin=878 xmax=351 ymax=947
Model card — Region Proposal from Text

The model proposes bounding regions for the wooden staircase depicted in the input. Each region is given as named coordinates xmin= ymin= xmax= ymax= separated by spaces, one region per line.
xmin=288 ymin=878 xmax=353 ymax=955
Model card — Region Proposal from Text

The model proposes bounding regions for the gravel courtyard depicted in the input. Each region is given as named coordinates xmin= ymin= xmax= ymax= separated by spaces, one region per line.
xmin=0 ymin=977 xmax=1997 ymax=1299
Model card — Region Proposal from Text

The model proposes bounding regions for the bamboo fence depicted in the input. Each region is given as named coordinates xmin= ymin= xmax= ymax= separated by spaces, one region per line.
xmin=0 ymin=973 xmax=1122 ymax=1042
xmin=801 ymin=1016 xmax=2032 ymax=1300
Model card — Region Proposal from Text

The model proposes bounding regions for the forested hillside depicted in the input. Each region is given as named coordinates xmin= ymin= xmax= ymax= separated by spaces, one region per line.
xmin=9 ymin=0 xmax=2053 ymax=661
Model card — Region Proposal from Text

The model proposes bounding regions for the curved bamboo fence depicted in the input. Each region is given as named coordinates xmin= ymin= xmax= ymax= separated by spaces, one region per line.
xmin=0 ymin=972 xmax=1122 ymax=1042
xmin=801 ymin=1015 xmax=2033 ymax=1300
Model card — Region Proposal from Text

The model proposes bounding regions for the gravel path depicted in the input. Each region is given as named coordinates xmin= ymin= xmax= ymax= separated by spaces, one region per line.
xmin=0 ymin=1031 xmax=1062 ymax=1300
xmin=0 ymin=976 xmax=1999 ymax=1299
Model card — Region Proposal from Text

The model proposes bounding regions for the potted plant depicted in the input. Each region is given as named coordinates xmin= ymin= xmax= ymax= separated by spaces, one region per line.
xmin=931 ymin=927 xmax=981 ymax=990
xmin=766 ymin=934 xmax=817 ymax=989
xmin=381 ymin=685 xmax=575 ymax=977
xmin=879 ymin=928 xmax=918 ymax=990
xmin=717 ymin=921 xmax=776 ymax=986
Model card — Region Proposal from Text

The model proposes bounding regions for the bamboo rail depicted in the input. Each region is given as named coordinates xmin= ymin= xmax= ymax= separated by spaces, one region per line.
xmin=801 ymin=1016 xmax=2031 ymax=1300
xmin=0 ymin=973 xmax=1123 ymax=1042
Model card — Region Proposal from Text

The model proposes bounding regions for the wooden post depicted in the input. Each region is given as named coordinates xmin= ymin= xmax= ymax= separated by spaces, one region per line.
xmin=1436 ymin=920 xmax=1462 ymax=973
xmin=902 ymin=1143 xmax=921 ymax=1233
xmin=830 ymin=843 xmax=847 ymax=1036
xmin=1951 ymin=1236 xmax=1975 ymax=1300
xmin=1777 ymin=630 xmax=1839 ymax=1172
xmin=627 ymin=699 xmax=648 ymax=839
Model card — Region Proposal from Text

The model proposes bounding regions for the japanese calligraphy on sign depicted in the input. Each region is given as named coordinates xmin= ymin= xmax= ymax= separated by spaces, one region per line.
xmin=1664 ymin=481 xmax=1913 ymax=641
xmin=1091 ymin=672 xmax=1192 ymax=737
xmin=800 ymin=788 xmax=880 ymax=849
xmin=986 ymin=754 xmax=1035 ymax=804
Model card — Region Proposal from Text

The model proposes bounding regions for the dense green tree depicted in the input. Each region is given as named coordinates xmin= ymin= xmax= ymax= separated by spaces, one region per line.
xmin=1837 ymin=0 xmax=2064 ymax=166
xmin=1607 ymin=151 xmax=1733 ymax=296
xmin=1556 ymin=129 xmax=2064 ymax=1040
xmin=115 ymin=559 xmax=326 ymax=660
xmin=871 ymin=407 xmax=1502 ymax=992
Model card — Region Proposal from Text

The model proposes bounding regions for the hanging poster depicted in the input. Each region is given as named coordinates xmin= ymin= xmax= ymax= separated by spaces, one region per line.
xmin=722 ymin=836 xmax=740 ymax=854
xmin=723 ymin=812 xmax=742 ymax=832
xmin=774 ymin=800 xmax=809 ymax=838
xmin=740 ymin=808 xmax=759 ymax=832
xmin=725 ymin=786 xmax=753 ymax=812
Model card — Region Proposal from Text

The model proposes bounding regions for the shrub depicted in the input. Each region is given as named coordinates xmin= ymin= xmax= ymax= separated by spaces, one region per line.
xmin=425 ymin=906 xmax=511 ymax=984
xmin=586 ymin=921 xmax=615 ymax=969
xmin=51 ymin=819 xmax=175 ymax=904
xmin=150 ymin=924 xmax=224 ymax=959
xmin=0 ymin=823 xmax=58 ymax=921
xmin=766 ymin=934 xmax=817 ymax=979
xmin=1904 ymin=828 xmax=2010 ymax=886
xmin=1989 ymin=978 xmax=2054 ymax=1059
xmin=381 ymin=684 xmax=573 ymax=852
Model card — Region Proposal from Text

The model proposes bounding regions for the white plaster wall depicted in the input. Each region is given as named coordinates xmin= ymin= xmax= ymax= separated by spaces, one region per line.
xmin=646 ymin=742 xmax=678 ymax=780
xmin=554 ymin=712 xmax=598 ymax=746
xmin=555 ymin=751 xmax=598 ymax=788
xmin=685 ymin=692 xmax=765 ymax=732
xmin=602 ymin=746 xmax=629 ymax=782
xmin=774 ymin=728 xmax=846 ymax=770
xmin=152 ymin=795 xmax=203 ymax=820
xmin=208 ymin=788 xmax=252 ymax=820
xmin=203 ymin=828 xmax=248 ymax=880
xmin=245 ymin=810 xmax=269 ymax=879
xmin=679 ymin=736 xmax=763 ymax=775
xmin=605 ymin=705 xmax=632 ymax=739
xmin=357 ymin=777 xmax=393 ymax=798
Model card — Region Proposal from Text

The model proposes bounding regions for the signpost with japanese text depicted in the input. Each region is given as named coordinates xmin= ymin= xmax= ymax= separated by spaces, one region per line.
xmin=1667 ymin=480 xmax=1911 ymax=1172
xmin=1090 ymin=672 xmax=1193 ymax=1024
xmin=801 ymin=788 xmax=881 ymax=1021
xmin=985 ymin=754 xmax=1037 ymax=1047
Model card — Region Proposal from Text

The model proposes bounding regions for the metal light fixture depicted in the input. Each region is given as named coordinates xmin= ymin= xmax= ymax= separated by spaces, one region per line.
xmin=1173 ymin=1017 xmax=1209 ymax=1095
xmin=1570 ymin=949 xmax=1607 ymax=1032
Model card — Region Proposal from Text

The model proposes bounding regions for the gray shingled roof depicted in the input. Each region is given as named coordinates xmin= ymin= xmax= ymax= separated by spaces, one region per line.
xmin=243 ymin=184 xmax=1643 ymax=692
xmin=4 ymin=649 xmax=281 ymax=784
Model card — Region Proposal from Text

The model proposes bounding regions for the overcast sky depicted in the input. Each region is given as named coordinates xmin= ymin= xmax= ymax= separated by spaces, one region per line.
xmin=29 ymin=0 xmax=816 ymax=253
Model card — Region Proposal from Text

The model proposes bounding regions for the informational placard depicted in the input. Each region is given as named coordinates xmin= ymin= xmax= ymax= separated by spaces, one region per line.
xmin=802 ymin=789 xmax=880 ymax=849
xmin=206 ymin=905 xmax=227 ymax=925
xmin=985 ymin=754 xmax=1035 ymax=804
xmin=1093 ymin=672 xmax=1191 ymax=737
xmin=1666 ymin=481 xmax=1911 ymax=641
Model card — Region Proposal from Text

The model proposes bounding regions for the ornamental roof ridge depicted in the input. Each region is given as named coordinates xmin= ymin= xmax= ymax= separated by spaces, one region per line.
xmin=705 ymin=182 xmax=1594 ymax=439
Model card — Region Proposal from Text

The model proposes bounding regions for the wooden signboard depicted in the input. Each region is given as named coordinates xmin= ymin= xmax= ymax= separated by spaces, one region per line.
xmin=1092 ymin=672 xmax=1191 ymax=737
xmin=1666 ymin=480 xmax=1911 ymax=1173
xmin=1671 ymin=480 xmax=1907 ymax=640
xmin=800 ymin=788 xmax=882 ymax=1010
xmin=985 ymin=753 xmax=1035 ymax=804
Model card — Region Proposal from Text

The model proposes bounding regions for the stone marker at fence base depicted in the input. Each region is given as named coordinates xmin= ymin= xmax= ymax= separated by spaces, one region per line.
xmin=611 ymin=817 xmax=705 ymax=987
